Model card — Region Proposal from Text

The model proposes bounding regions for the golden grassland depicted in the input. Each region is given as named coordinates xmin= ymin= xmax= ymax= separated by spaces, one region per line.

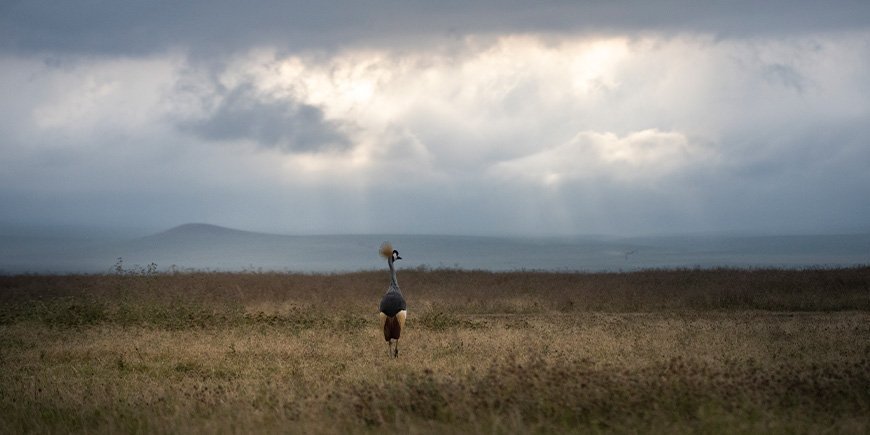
xmin=1 ymin=267 xmax=869 ymax=433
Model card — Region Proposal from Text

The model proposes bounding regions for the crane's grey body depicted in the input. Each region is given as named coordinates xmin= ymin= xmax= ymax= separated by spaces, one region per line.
xmin=379 ymin=264 xmax=406 ymax=316
xmin=379 ymin=247 xmax=406 ymax=358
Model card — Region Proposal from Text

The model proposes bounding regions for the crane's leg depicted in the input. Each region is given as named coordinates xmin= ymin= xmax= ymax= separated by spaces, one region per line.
xmin=395 ymin=310 xmax=406 ymax=359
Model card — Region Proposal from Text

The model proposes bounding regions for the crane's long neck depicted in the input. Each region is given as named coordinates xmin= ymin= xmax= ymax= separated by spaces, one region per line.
xmin=388 ymin=257 xmax=398 ymax=288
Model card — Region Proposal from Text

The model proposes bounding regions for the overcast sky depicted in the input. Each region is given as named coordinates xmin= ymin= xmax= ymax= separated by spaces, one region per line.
xmin=2 ymin=1 xmax=869 ymax=236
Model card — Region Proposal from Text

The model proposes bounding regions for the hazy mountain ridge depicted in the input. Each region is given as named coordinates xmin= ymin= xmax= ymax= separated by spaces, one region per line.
xmin=146 ymin=223 xmax=265 ymax=240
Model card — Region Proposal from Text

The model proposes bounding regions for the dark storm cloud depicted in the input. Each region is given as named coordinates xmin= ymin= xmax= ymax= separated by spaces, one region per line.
xmin=178 ymin=83 xmax=351 ymax=152
xmin=3 ymin=1 xmax=870 ymax=55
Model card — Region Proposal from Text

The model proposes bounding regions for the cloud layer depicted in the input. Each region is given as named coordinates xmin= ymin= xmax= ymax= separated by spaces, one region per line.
xmin=1 ymin=2 xmax=869 ymax=235
xmin=4 ymin=1 xmax=870 ymax=55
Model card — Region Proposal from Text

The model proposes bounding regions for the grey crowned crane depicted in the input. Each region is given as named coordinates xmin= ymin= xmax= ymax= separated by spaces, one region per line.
xmin=378 ymin=242 xmax=406 ymax=358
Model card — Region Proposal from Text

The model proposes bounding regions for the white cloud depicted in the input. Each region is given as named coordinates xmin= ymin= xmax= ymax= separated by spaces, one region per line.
xmin=26 ymin=55 xmax=180 ymax=139
xmin=489 ymin=129 xmax=714 ymax=186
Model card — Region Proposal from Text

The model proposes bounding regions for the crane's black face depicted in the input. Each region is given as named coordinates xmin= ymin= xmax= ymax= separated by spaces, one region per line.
xmin=393 ymin=250 xmax=402 ymax=261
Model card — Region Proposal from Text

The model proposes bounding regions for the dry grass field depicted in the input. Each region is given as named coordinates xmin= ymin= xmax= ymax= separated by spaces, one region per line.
xmin=1 ymin=267 xmax=869 ymax=433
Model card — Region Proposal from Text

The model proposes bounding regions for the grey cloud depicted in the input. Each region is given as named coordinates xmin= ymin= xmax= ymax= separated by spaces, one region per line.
xmin=3 ymin=1 xmax=870 ymax=56
xmin=178 ymin=83 xmax=351 ymax=153
xmin=763 ymin=63 xmax=808 ymax=93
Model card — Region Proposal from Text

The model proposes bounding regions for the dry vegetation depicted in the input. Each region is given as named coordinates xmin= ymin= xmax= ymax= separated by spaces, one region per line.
xmin=1 ymin=267 xmax=869 ymax=433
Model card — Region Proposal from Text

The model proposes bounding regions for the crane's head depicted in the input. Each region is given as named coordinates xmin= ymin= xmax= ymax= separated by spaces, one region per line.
xmin=379 ymin=242 xmax=401 ymax=261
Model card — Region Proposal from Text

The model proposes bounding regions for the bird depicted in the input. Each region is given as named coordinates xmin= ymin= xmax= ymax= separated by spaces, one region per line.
xmin=378 ymin=242 xmax=406 ymax=358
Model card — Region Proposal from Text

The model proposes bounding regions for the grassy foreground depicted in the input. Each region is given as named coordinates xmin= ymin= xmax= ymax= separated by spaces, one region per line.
xmin=1 ymin=267 xmax=869 ymax=433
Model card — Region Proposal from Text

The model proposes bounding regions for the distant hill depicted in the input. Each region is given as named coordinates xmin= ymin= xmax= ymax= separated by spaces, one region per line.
xmin=128 ymin=223 xmax=300 ymax=271
xmin=144 ymin=223 xmax=269 ymax=241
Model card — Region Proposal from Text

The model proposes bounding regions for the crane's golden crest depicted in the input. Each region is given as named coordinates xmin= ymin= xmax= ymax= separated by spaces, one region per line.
xmin=379 ymin=242 xmax=394 ymax=259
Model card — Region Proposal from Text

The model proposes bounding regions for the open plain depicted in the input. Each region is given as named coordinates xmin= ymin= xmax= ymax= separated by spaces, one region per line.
xmin=1 ymin=267 xmax=868 ymax=433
